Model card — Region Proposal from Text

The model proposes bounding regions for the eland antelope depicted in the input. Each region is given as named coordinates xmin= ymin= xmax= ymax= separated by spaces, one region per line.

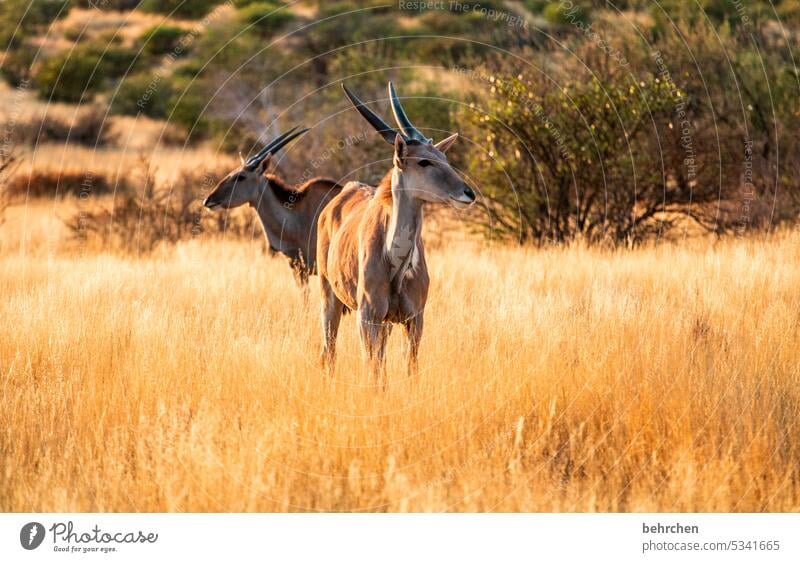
xmin=203 ymin=127 xmax=342 ymax=286
xmin=317 ymin=83 xmax=476 ymax=379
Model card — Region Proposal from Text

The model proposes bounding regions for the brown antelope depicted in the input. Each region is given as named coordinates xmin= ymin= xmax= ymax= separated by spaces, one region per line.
xmin=203 ymin=127 xmax=342 ymax=285
xmin=317 ymin=83 xmax=476 ymax=380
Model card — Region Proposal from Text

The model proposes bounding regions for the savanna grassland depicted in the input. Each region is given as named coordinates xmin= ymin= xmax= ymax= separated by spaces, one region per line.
xmin=2 ymin=0 xmax=800 ymax=515
xmin=2 ymin=209 xmax=799 ymax=512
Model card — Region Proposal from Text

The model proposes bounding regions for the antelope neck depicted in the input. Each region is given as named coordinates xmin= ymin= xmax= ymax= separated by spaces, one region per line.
xmin=386 ymin=166 xmax=423 ymax=268
xmin=252 ymin=179 xmax=297 ymax=253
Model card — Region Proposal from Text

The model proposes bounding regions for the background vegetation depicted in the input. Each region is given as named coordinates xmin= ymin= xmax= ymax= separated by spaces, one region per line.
xmin=2 ymin=0 xmax=795 ymax=245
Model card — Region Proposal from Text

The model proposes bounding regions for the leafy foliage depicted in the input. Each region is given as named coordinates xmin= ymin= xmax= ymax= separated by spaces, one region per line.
xmin=460 ymin=68 xmax=689 ymax=244
xmin=141 ymin=25 xmax=189 ymax=57
xmin=34 ymin=41 xmax=137 ymax=102
xmin=112 ymin=73 xmax=172 ymax=118
xmin=140 ymin=0 xmax=228 ymax=19
xmin=0 ymin=0 xmax=69 ymax=49
xmin=237 ymin=2 xmax=295 ymax=37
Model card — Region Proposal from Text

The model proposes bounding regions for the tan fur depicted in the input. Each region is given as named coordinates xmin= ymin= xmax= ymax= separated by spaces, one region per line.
xmin=204 ymin=162 xmax=341 ymax=285
xmin=318 ymin=130 xmax=475 ymax=380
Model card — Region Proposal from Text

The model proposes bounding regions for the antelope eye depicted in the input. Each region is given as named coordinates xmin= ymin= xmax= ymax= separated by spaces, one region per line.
xmin=417 ymin=159 xmax=431 ymax=167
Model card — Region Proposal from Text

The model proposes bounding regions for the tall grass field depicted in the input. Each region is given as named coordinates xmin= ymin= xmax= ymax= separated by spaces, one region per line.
xmin=2 ymin=216 xmax=798 ymax=512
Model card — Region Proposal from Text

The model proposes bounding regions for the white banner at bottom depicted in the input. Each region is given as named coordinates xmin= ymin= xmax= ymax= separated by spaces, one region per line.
xmin=1 ymin=513 xmax=797 ymax=561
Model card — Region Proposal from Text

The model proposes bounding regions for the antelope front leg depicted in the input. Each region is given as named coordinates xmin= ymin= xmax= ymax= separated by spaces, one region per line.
xmin=375 ymin=323 xmax=392 ymax=384
xmin=358 ymin=307 xmax=390 ymax=385
xmin=320 ymin=276 xmax=343 ymax=374
xmin=404 ymin=313 xmax=423 ymax=377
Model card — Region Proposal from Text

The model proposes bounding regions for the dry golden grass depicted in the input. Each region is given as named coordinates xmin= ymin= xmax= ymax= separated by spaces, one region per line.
xmin=0 ymin=199 xmax=75 ymax=256
xmin=43 ymin=7 xmax=199 ymax=52
xmin=19 ymin=143 xmax=236 ymax=186
xmin=1 ymin=204 xmax=799 ymax=512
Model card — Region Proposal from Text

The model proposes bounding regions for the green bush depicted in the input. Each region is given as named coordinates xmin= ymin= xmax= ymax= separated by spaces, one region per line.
xmin=542 ymin=1 xmax=592 ymax=26
xmin=112 ymin=73 xmax=172 ymax=118
xmin=457 ymin=65 xmax=713 ymax=244
xmin=0 ymin=0 xmax=70 ymax=49
xmin=237 ymin=2 xmax=295 ymax=37
xmin=141 ymin=25 xmax=187 ymax=57
xmin=69 ymin=0 xmax=141 ymax=9
xmin=36 ymin=49 xmax=103 ymax=102
xmin=140 ymin=0 xmax=226 ymax=19
xmin=167 ymin=76 xmax=212 ymax=137
xmin=521 ymin=0 xmax=548 ymax=13
xmin=0 ymin=46 xmax=37 ymax=86
xmin=34 ymin=42 xmax=137 ymax=102
xmin=63 ymin=25 xmax=84 ymax=42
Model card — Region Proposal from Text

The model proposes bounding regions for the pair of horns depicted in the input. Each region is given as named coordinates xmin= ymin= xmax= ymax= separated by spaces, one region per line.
xmin=246 ymin=83 xmax=430 ymax=168
xmin=342 ymin=81 xmax=433 ymax=145
xmin=244 ymin=126 xmax=309 ymax=170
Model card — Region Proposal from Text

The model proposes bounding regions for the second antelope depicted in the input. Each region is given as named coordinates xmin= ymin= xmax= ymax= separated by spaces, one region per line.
xmin=317 ymin=83 xmax=476 ymax=380
xmin=204 ymin=127 xmax=342 ymax=286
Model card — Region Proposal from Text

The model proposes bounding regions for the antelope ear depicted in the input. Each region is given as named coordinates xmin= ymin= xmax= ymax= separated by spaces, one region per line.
xmin=393 ymin=134 xmax=407 ymax=167
xmin=435 ymin=132 xmax=459 ymax=152
xmin=257 ymin=153 xmax=273 ymax=174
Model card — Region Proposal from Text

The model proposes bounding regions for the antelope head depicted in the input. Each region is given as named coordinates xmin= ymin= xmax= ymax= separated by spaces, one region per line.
xmin=342 ymin=82 xmax=476 ymax=209
xmin=203 ymin=126 xmax=309 ymax=210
